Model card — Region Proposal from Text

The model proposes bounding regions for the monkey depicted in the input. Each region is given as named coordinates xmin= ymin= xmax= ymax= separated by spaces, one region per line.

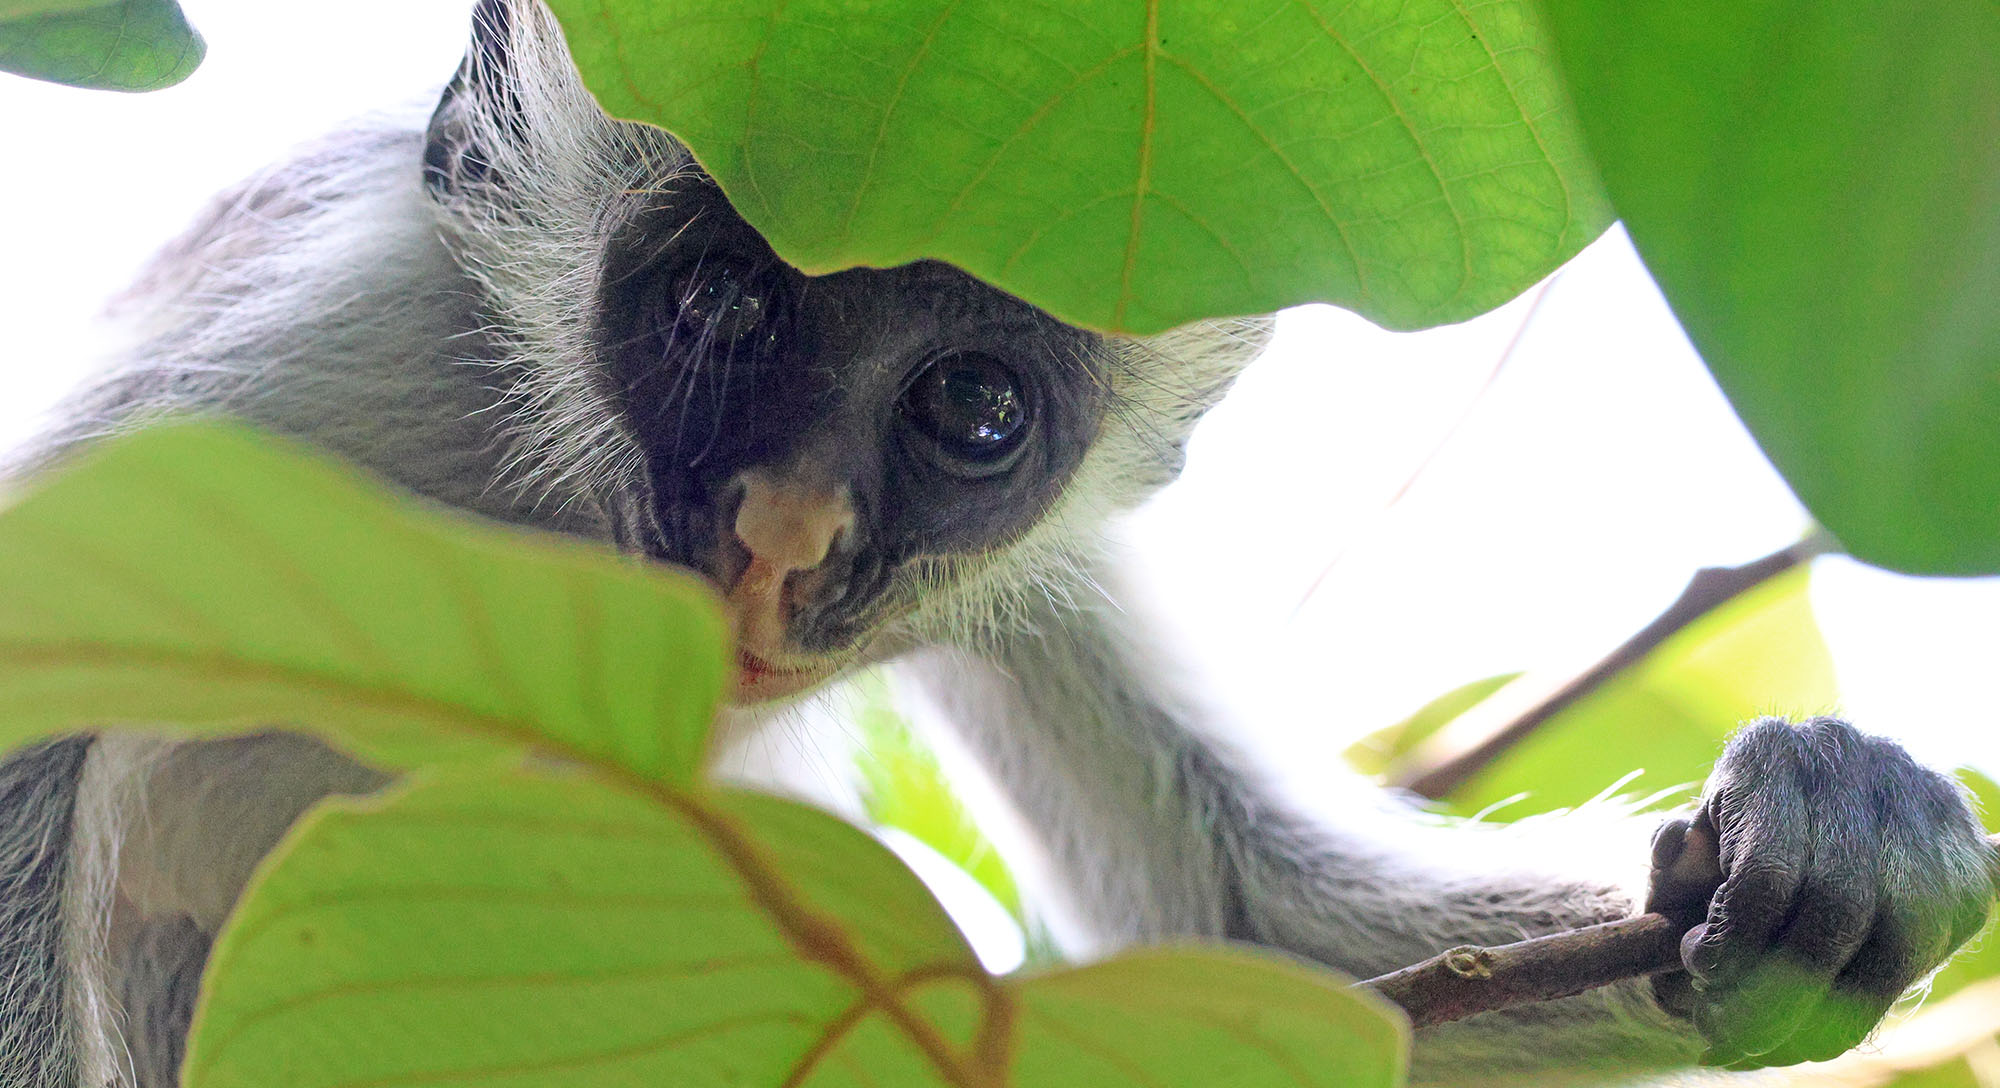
xmin=0 ymin=2 xmax=1993 ymax=1084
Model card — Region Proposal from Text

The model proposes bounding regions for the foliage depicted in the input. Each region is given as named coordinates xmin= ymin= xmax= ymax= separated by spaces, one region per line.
xmin=0 ymin=424 xmax=1408 ymax=1088
xmin=854 ymin=671 xmax=1025 ymax=921
xmin=1343 ymin=672 xmax=1519 ymax=781
xmin=0 ymin=0 xmax=200 ymax=90
xmin=1 ymin=0 xmax=1996 ymax=1080
xmin=542 ymin=0 xmax=1611 ymax=338
xmin=1535 ymin=0 xmax=2000 ymax=575
xmin=5 ymin=0 xmax=1995 ymax=574
xmin=1441 ymin=568 xmax=1838 ymax=820
xmin=0 ymin=423 xmax=728 ymax=783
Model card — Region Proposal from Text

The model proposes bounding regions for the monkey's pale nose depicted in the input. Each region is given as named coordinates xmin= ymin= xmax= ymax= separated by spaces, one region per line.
xmin=726 ymin=469 xmax=856 ymax=651
xmin=732 ymin=470 xmax=855 ymax=576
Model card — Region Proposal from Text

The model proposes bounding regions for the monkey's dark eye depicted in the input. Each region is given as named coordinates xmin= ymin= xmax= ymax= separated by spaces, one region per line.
xmin=900 ymin=351 xmax=1028 ymax=468
xmin=674 ymin=259 xmax=773 ymax=350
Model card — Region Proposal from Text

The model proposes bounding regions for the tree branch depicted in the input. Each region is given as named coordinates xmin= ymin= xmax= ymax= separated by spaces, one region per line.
xmin=1396 ymin=530 xmax=1838 ymax=800
xmin=1363 ymin=831 xmax=2000 ymax=1028
xmin=1361 ymin=912 xmax=1682 ymax=1028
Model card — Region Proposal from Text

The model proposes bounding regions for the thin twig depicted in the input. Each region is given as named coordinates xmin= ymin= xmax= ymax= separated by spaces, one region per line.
xmin=1396 ymin=529 xmax=1839 ymax=800
xmin=1362 ymin=912 xmax=1682 ymax=1028
xmin=1364 ymin=832 xmax=2000 ymax=1028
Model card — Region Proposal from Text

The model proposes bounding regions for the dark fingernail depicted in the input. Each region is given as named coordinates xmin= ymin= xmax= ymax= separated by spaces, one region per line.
xmin=1681 ymin=923 xmax=1715 ymax=979
xmin=1653 ymin=817 xmax=1692 ymax=870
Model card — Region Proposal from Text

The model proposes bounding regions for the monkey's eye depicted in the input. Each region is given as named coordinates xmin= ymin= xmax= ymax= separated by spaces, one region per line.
xmin=900 ymin=351 xmax=1029 ymax=468
xmin=675 ymin=260 xmax=772 ymax=350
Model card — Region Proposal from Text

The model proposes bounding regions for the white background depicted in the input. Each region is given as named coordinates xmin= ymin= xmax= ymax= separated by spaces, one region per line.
xmin=4 ymin=0 xmax=1997 ymax=788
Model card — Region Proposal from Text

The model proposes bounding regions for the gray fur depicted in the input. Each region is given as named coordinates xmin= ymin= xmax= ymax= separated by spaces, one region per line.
xmin=0 ymin=739 xmax=90 ymax=1087
xmin=1 ymin=3 xmax=1988 ymax=1085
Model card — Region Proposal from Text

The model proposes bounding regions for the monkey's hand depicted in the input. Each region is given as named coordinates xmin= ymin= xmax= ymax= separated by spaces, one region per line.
xmin=1644 ymin=716 xmax=1995 ymax=1069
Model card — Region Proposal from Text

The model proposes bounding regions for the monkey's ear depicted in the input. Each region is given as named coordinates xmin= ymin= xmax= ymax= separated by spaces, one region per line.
xmin=423 ymin=0 xmax=524 ymax=196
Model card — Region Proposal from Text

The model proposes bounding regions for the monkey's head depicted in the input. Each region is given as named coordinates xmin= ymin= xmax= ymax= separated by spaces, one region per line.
xmin=423 ymin=0 xmax=1269 ymax=703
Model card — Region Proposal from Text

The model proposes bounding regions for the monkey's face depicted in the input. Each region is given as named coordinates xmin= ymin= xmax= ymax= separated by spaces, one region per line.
xmin=595 ymin=184 xmax=1109 ymax=703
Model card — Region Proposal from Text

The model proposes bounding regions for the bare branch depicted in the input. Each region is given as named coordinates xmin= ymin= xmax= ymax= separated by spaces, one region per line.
xmin=1363 ymin=831 xmax=2000 ymax=1028
xmin=1361 ymin=912 xmax=1682 ymax=1028
xmin=1396 ymin=530 xmax=1838 ymax=800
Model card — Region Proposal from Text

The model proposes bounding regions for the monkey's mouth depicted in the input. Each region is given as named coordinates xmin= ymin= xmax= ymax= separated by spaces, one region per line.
xmin=732 ymin=649 xmax=839 ymax=704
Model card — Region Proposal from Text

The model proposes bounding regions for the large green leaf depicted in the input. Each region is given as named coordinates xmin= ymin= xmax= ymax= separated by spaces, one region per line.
xmin=0 ymin=0 xmax=201 ymax=90
xmin=0 ymin=423 xmax=730 ymax=785
xmin=546 ymin=0 xmax=1612 ymax=336
xmin=1446 ymin=567 xmax=1837 ymax=819
xmin=187 ymin=771 xmax=985 ymax=1088
xmin=0 ymin=423 xmax=1408 ymax=1086
xmin=189 ymin=766 xmax=1407 ymax=1087
xmin=1537 ymin=1 xmax=2000 ymax=574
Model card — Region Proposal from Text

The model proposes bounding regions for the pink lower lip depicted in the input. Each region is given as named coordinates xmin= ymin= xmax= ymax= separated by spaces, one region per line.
xmin=737 ymin=651 xmax=807 ymax=684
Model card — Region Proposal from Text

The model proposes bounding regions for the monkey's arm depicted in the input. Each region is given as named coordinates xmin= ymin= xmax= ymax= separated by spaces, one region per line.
xmin=0 ymin=739 xmax=93 ymax=1088
xmin=903 ymin=555 xmax=1992 ymax=1084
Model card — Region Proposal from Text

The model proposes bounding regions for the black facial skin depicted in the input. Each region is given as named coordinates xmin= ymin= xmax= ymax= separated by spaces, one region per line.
xmin=596 ymin=181 xmax=1107 ymax=654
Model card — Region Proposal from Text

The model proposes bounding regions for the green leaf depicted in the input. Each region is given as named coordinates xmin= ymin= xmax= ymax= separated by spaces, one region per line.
xmin=1010 ymin=946 xmax=1408 ymax=1087
xmin=1446 ymin=567 xmax=1836 ymax=819
xmin=1537 ymin=1 xmax=2000 ymax=574
xmin=1878 ymin=1058 xmax=1984 ymax=1088
xmin=187 ymin=770 xmax=983 ymax=1088
xmin=0 ymin=0 xmax=202 ymax=91
xmin=545 ymin=0 xmax=1612 ymax=335
xmin=1345 ymin=672 xmax=1521 ymax=779
xmin=190 ymin=768 xmax=1408 ymax=1088
xmin=854 ymin=671 xmax=1024 ymax=919
xmin=0 ymin=422 xmax=730 ymax=785
xmin=1 ymin=423 xmax=1408 ymax=1084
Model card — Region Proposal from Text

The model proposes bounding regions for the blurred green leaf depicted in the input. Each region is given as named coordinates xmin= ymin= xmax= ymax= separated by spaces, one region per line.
xmin=1537 ymin=0 xmax=2000 ymax=574
xmin=1346 ymin=672 xmax=1520 ymax=779
xmin=0 ymin=0 xmax=117 ymax=16
xmin=1877 ymin=1058 xmax=1983 ymax=1088
xmin=0 ymin=422 xmax=731 ymax=784
xmin=1445 ymin=567 xmax=1836 ymax=819
xmin=190 ymin=750 xmax=1407 ymax=1086
xmin=0 ymin=0 xmax=202 ymax=91
xmin=190 ymin=770 xmax=993 ymax=1088
xmin=1011 ymin=946 xmax=1408 ymax=1087
xmin=545 ymin=0 xmax=1611 ymax=335
xmin=0 ymin=423 xmax=1408 ymax=1086
xmin=855 ymin=671 xmax=1024 ymax=919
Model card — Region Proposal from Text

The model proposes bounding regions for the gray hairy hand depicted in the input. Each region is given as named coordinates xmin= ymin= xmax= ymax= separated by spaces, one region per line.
xmin=1645 ymin=716 xmax=1995 ymax=1069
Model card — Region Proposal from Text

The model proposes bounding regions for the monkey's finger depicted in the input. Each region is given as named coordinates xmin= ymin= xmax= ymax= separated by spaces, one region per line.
xmin=1647 ymin=815 xmax=1723 ymax=920
xmin=1684 ymin=785 xmax=1812 ymax=986
xmin=1701 ymin=827 xmax=1881 ymax=1059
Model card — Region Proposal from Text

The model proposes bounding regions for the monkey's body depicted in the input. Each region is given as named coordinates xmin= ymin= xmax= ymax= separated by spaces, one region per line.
xmin=3 ymin=3 xmax=1992 ymax=1085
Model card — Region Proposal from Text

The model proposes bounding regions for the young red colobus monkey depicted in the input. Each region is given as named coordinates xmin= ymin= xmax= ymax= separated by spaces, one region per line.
xmin=0 ymin=2 xmax=1992 ymax=1084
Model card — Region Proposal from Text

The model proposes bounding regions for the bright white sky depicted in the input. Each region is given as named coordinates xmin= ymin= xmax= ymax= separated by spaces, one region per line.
xmin=3 ymin=0 xmax=1997 ymax=791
